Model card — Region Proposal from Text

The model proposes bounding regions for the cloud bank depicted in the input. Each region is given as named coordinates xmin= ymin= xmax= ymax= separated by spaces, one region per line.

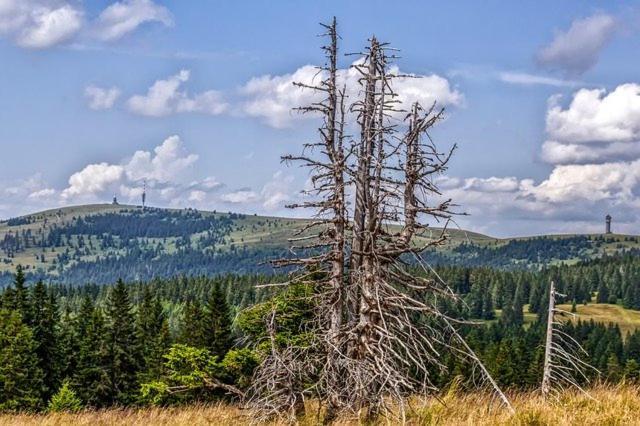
xmin=239 ymin=62 xmax=464 ymax=128
xmin=0 ymin=135 xmax=297 ymax=219
xmin=443 ymin=83 xmax=640 ymax=236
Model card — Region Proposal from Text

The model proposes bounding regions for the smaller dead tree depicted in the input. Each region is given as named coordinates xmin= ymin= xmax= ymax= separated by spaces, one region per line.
xmin=541 ymin=280 xmax=597 ymax=399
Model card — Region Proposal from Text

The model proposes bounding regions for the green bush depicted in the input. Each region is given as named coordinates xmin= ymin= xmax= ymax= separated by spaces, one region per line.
xmin=48 ymin=381 xmax=82 ymax=413
xmin=221 ymin=348 xmax=259 ymax=388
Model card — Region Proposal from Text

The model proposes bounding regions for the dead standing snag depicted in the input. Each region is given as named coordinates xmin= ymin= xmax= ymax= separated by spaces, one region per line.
xmin=247 ymin=18 xmax=512 ymax=422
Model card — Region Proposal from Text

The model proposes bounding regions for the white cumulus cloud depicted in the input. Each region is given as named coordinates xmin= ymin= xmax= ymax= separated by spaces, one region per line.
xmin=261 ymin=171 xmax=293 ymax=210
xmin=125 ymin=135 xmax=198 ymax=183
xmin=240 ymin=62 xmax=463 ymax=128
xmin=0 ymin=0 xmax=83 ymax=49
xmin=0 ymin=0 xmax=172 ymax=49
xmin=59 ymin=135 xmax=205 ymax=204
xmin=62 ymin=163 xmax=124 ymax=199
xmin=127 ymin=70 xmax=228 ymax=117
xmin=540 ymin=84 xmax=640 ymax=165
xmin=546 ymin=84 xmax=640 ymax=145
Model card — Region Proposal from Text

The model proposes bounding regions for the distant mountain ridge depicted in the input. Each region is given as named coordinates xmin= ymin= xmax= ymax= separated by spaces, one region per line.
xmin=0 ymin=204 xmax=638 ymax=285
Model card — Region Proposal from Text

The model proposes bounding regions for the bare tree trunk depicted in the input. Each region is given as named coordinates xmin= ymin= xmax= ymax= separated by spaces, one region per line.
xmin=541 ymin=280 xmax=555 ymax=398
xmin=540 ymin=280 xmax=597 ymax=399
xmin=249 ymin=19 xmax=513 ymax=422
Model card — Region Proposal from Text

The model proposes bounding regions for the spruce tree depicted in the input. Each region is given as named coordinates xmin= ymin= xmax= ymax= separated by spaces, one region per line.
xmin=72 ymin=297 xmax=110 ymax=407
xmin=180 ymin=300 xmax=207 ymax=347
xmin=136 ymin=287 xmax=171 ymax=382
xmin=625 ymin=330 xmax=640 ymax=363
xmin=587 ymin=269 xmax=600 ymax=293
xmin=500 ymin=291 xmax=514 ymax=327
xmin=596 ymin=280 xmax=610 ymax=304
xmin=0 ymin=309 xmax=43 ymax=411
xmin=467 ymin=280 xmax=484 ymax=318
xmin=31 ymin=281 xmax=60 ymax=401
xmin=57 ymin=306 xmax=78 ymax=383
xmin=204 ymin=282 xmax=233 ymax=359
xmin=623 ymin=283 xmax=634 ymax=309
xmin=7 ymin=265 xmax=32 ymax=324
xmin=48 ymin=380 xmax=82 ymax=413
xmin=104 ymin=279 xmax=141 ymax=406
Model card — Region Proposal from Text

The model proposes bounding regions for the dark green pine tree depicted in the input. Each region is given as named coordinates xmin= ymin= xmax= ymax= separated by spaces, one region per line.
xmin=623 ymin=283 xmax=635 ymax=309
xmin=611 ymin=269 xmax=623 ymax=302
xmin=204 ymin=282 xmax=233 ymax=359
xmin=528 ymin=280 xmax=543 ymax=313
xmin=466 ymin=281 xmax=484 ymax=318
xmin=596 ymin=280 xmax=610 ymax=304
xmin=30 ymin=281 xmax=60 ymax=401
xmin=104 ymin=279 xmax=142 ymax=406
xmin=491 ymin=338 xmax=522 ymax=387
xmin=0 ymin=309 xmax=44 ymax=411
xmin=5 ymin=265 xmax=32 ymax=324
xmin=180 ymin=299 xmax=208 ymax=347
xmin=633 ymin=283 xmax=640 ymax=310
xmin=499 ymin=290 xmax=515 ymax=327
xmin=72 ymin=297 xmax=110 ymax=407
xmin=136 ymin=287 xmax=171 ymax=382
xmin=57 ymin=306 xmax=78 ymax=383
xmin=587 ymin=269 xmax=600 ymax=293
xmin=625 ymin=330 xmax=640 ymax=363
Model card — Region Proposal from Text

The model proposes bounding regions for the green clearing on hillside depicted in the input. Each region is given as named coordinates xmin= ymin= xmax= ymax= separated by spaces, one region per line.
xmin=1 ymin=204 xmax=639 ymax=281
xmin=557 ymin=302 xmax=640 ymax=337
xmin=0 ymin=204 xmax=494 ymax=275
xmin=494 ymin=300 xmax=640 ymax=337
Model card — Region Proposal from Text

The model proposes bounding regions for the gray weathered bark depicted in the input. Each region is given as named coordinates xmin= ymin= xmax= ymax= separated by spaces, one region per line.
xmin=248 ymin=19 xmax=512 ymax=422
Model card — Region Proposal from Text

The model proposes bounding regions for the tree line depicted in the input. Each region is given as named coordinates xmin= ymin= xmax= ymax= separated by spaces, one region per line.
xmin=2 ymin=254 xmax=640 ymax=412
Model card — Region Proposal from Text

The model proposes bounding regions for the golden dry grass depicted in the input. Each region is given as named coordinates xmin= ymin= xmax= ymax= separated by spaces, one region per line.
xmin=3 ymin=385 xmax=640 ymax=425
xmin=557 ymin=302 xmax=640 ymax=337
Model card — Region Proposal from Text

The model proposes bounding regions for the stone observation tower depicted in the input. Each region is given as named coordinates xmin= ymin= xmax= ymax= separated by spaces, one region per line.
xmin=606 ymin=214 xmax=612 ymax=234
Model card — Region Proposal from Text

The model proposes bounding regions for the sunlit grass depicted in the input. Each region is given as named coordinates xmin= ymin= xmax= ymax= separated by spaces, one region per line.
xmin=3 ymin=384 xmax=640 ymax=425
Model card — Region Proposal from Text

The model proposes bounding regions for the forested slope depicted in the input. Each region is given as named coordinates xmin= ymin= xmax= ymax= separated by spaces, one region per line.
xmin=1 ymin=204 xmax=638 ymax=285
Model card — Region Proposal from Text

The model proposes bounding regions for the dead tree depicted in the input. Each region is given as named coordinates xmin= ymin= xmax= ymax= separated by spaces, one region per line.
xmin=541 ymin=280 xmax=597 ymax=399
xmin=248 ymin=18 xmax=512 ymax=422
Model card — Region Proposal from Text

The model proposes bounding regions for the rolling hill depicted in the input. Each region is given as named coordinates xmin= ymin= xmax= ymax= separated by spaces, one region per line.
xmin=0 ymin=203 xmax=638 ymax=285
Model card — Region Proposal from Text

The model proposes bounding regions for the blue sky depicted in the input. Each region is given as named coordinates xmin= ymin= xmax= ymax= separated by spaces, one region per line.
xmin=2 ymin=1 xmax=640 ymax=237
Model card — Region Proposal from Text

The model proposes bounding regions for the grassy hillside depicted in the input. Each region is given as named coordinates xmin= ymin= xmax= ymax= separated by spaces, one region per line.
xmin=558 ymin=302 xmax=640 ymax=337
xmin=495 ymin=301 xmax=640 ymax=336
xmin=1 ymin=203 xmax=639 ymax=284
xmin=0 ymin=204 xmax=493 ymax=281
xmin=1 ymin=385 xmax=639 ymax=425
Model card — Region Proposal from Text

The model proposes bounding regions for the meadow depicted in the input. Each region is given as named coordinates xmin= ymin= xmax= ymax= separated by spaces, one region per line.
xmin=1 ymin=385 xmax=639 ymax=425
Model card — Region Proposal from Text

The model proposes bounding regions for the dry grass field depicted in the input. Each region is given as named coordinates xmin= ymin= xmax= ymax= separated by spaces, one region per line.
xmin=557 ymin=301 xmax=640 ymax=337
xmin=2 ymin=385 xmax=640 ymax=425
